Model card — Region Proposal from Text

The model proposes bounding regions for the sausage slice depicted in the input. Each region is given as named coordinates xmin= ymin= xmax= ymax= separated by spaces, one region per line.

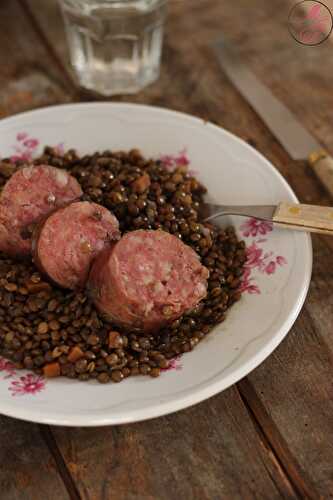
xmin=88 ymin=229 xmax=209 ymax=333
xmin=0 ymin=165 xmax=82 ymax=257
xmin=33 ymin=201 xmax=120 ymax=289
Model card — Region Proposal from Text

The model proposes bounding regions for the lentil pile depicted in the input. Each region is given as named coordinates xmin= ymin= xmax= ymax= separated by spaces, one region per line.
xmin=0 ymin=147 xmax=246 ymax=383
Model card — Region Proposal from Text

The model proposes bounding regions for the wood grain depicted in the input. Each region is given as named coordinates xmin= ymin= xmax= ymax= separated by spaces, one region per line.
xmin=237 ymin=380 xmax=318 ymax=500
xmin=52 ymin=386 xmax=298 ymax=500
xmin=39 ymin=425 xmax=82 ymax=500
xmin=0 ymin=416 xmax=69 ymax=500
xmin=273 ymin=202 xmax=333 ymax=234
xmin=1 ymin=0 xmax=333 ymax=499
xmin=18 ymin=0 xmax=76 ymax=93
xmin=25 ymin=0 xmax=333 ymax=160
xmin=247 ymin=322 xmax=333 ymax=496
xmin=0 ymin=2 xmax=77 ymax=499
xmin=310 ymin=153 xmax=333 ymax=199
xmin=24 ymin=2 xmax=333 ymax=498
xmin=0 ymin=0 xmax=74 ymax=119
xmin=239 ymin=237 xmax=333 ymax=500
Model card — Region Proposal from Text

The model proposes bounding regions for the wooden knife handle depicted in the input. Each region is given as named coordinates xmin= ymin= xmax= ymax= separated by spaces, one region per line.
xmin=273 ymin=202 xmax=333 ymax=234
xmin=308 ymin=150 xmax=333 ymax=198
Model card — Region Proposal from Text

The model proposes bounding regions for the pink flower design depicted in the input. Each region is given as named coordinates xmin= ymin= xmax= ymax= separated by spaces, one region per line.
xmin=240 ymin=236 xmax=287 ymax=294
xmin=308 ymin=4 xmax=321 ymax=19
xmin=23 ymin=138 xmax=39 ymax=149
xmin=162 ymin=355 xmax=183 ymax=372
xmin=245 ymin=241 xmax=265 ymax=268
xmin=175 ymin=149 xmax=190 ymax=166
xmin=238 ymin=268 xmax=260 ymax=294
xmin=265 ymin=261 xmax=276 ymax=275
xmin=307 ymin=4 xmax=330 ymax=25
xmin=276 ymin=255 xmax=287 ymax=266
xmin=291 ymin=2 xmax=331 ymax=45
xmin=0 ymin=355 xmax=46 ymax=395
xmin=16 ymin=132 xmax=28 ymax=141
xmin=159 ymin=154 xmax=174 ymax=168
xmin=0 ymin=357 xmax=16 ymax=378
xmin=300 ymin=29 xmax=323 ymax=44
xmin=160 ymin=148 xmax=190 ymax=171
xmin=10 ymin=133 xmax=39 ymax=163
xmin=244 ymin=241 xmax=286 ymax=274
xmin=9 ymin=373 xmax=45 ymax=396
xmin=240 ymin=218 xmax=273 ymax=238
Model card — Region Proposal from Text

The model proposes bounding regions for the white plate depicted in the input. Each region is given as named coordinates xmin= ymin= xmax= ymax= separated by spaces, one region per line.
xmin=0 ymin=103 xmax=312 ymax=426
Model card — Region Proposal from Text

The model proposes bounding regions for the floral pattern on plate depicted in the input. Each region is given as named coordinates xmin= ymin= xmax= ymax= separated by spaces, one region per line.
xmin=162 ymin=356 xmax=183 ymax=372
xmin=0 ymin=103 xmax=311 ymax=426
xmin=0 ymin=357 xmax=46 ymax=396
xmin=9 ymin=374 xmax=45 ymax=396
xmin=239 ymin=219 xmax=287 ymax=294
xmin=0 ymin=139 xmax=287 ymax=394
xmin=10 ymin=133 xmax=39 ymax=162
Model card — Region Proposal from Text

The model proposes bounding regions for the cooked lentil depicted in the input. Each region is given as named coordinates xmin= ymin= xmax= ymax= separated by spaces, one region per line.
xmin=0 ymin=147 xmax=246 ymax=383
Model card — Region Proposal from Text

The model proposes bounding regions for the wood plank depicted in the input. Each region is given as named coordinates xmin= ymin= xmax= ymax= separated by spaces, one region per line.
xmin=186 ymin=2 xmax=333 ymax=494
xmin=150 ymin=43 xmax=333 ymax=500
xmin=26 ymin=0 xmax=333 ymax=157
xmin=238 ymin=380 xmax=318 ymax=500
xmin=39 ymin=425 xmax=82 ymax=500
xmin=0 ymin=0 xmax=74 ymax=119
xmin=15 ymin=0 xmax=333 ymax=498
xmin=52 ymin=386 xmax=297 ymax=500
xmin=0 ymin=3 xmax=299 ymax=497
xmin=0 ymin=2 xmax=78 ymax=499
xmin=24 ymin=0 xmax=332 ymax=206
xmin=241 ymin=235 xmax=333 ymax=498
xmin=0 ymin=416 xmax=70 ymax=500
xmin=305 ymin=235 xmax=333 ymax=348
xmin=18 ymin=0 xmax=75 ymax=91
xmin=195 ymin=2 xmax=333 ymax=494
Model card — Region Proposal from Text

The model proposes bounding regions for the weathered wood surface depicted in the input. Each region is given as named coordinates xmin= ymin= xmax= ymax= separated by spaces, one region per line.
xmin=0 ymin=416 xmax=70 ymax=500
xmin=0 ymin=0 xmax=74 ymax=118
xmin=52 ymin=386 xmax=298 ymax=500
xmin=0 ymin=2 xmax=75 ymax=499
xmin=0 ymin=0 xmax=332 ymax=498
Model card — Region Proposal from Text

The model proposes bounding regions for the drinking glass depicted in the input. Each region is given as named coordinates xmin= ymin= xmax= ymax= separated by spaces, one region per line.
xmin=59 ymin=0 xmax=167 ymax=96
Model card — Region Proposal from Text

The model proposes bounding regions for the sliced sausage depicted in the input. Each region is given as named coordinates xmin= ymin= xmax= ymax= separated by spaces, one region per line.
xmin=88 ymin=229 xmax=209 ymax=333
xmin=33 ymin=201 xmax=120 ymax=289
xmin=0 ymin=165 xmax=82 ymax=257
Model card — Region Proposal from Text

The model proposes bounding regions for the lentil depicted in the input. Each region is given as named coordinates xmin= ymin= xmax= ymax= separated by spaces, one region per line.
xmin=0 ymin=147 xmax=246 ymax=383
xmin=111 ymin=370 xmax=124 ymax=383
xmin=37 ymin=322 xmax=49 ymax=335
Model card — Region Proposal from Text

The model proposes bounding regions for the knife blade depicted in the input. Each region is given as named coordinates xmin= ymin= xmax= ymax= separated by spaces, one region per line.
xmin=214 ymin=38 xmax=333 ymax=198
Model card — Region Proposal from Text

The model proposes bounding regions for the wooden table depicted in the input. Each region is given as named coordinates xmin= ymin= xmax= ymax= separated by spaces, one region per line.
xmin=1 ymin=1 xmax=333 ymax=498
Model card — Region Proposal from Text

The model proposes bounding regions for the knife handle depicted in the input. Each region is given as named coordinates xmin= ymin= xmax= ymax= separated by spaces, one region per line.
xmin=273 ymin=202 xmax=333 ymax=235
xmin=308 ymin=150 xmax=333 ymax=199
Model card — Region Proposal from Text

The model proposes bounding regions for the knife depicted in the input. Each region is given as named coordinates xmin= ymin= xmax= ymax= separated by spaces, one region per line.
xmin=214 ymin=38 xmax=333 ymax=198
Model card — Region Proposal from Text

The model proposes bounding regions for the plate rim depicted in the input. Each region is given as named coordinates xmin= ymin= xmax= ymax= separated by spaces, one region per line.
xmin=0 ymin=102 xmax=312 ymax=426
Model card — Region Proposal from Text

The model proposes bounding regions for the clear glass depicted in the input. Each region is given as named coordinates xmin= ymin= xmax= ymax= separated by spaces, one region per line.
xmin=59 ymin=0 xmax=167 ymax=96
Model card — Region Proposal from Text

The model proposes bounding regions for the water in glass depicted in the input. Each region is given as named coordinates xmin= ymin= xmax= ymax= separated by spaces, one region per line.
xmin=60 ymin=0 xmax=167 ymax=95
